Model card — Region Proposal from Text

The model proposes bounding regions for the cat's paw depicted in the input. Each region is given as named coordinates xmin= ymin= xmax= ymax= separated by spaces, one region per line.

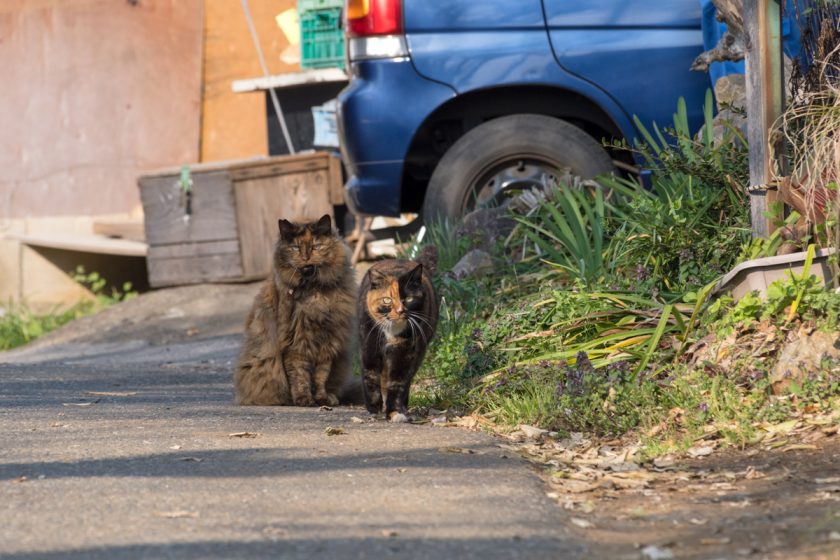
xmin=315 ymin=392 xmax=339 ymax=407
xmin=293 ymin=394 xmax=315 ymax=407
xmin=388 ymin=411 xmax=409 ymax=423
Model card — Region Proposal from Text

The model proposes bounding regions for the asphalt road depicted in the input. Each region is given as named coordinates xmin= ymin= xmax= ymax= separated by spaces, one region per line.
xmin=0 ymin=334 xmax=582 ymax=559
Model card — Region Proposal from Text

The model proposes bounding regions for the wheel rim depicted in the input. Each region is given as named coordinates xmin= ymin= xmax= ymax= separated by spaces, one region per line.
xmin=464 ymin=156 xmax=570 ymax=213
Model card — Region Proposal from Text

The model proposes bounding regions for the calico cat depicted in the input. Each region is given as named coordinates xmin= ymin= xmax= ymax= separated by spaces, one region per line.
xmin=358 ymin=247 xmax=438 ymax=422
xmin=234 ymin=214 xmax=356 ymax=406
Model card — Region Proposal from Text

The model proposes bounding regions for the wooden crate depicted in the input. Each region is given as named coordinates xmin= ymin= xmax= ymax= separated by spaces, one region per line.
xmin=139 ymin=152 xmax=343 ymax=288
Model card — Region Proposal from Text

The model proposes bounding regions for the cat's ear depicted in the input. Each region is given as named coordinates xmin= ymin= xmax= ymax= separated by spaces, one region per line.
xmin=278 ymin=219 xmax=296 ymax=240
xmin=313 ymin=214 xmax=332 ymax=236
xmin=368 ymin=268 xmax=387 ymax=288
xmin=405 ymin=262 xmax=423 ymax=287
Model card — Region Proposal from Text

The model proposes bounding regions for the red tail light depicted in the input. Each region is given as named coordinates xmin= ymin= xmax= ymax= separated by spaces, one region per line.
xmin=346 ymin=0 xmax=402 ymax=37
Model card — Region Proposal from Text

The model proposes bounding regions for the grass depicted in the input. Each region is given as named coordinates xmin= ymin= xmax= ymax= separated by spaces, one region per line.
xmin=0 ymin=267 xmax=136 ymax=352
xmin=408 ymin=90 xmax=840 ymax=456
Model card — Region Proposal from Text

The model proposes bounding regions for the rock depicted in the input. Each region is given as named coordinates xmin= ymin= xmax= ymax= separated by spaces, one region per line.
xmin=519 ymin=424 xmax=549 ymax=440
xmin=771 ymin=331 xmax=840 ymax=394
xmin=455 ymin=206 xmax=516 ymax=253
xmin=450 ymin=249 xmax=493 ymax=280
xmin=715 ymin=74 xmax=746 ymax=110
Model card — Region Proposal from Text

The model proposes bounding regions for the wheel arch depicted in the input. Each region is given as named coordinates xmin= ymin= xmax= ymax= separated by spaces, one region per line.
xmin=400 ymin=85 xmax=629 ymax=213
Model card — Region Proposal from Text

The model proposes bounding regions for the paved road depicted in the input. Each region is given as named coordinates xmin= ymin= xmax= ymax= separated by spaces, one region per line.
xmin=0 ymin=336 xmax=582 ymax=559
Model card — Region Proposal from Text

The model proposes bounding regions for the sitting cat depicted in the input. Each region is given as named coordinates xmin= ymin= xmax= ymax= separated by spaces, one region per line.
xmin=234 ymin=214 xmax=356 ymax=406
xmin=358 ymin=246 xmax=438 ymax=422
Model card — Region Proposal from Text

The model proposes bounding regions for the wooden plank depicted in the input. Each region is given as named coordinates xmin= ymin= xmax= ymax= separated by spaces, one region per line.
xmin=5 ymin=232 xmax=147 ymax=257
xmin=139 ymin=171 xmax=238 ymax=246
xmin=92 ymin=219 xmax=146 ymax=242
xmin=744 ymin=0 xmax=784 ymax=238
xmin=234 ymin=170 xmax=333 ymax=278
xmin=147 ymin=253 xmax=244 ymax=288
xmin=327 ymin=152 xmax=345 ymax=205
xmin=228 ymin=157 xmax=329 ymax=181
xmin=232 ymin=69 xmax=349 ymax=93
xmin=148 ymin=240 xmax=240 ymax=259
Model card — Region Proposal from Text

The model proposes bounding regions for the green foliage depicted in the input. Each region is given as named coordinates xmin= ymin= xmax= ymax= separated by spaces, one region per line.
xmin=706 ymin=246 xmax=840 ymax=335
xmin=0 ymin=267 xmax=136 ymax=351
xmin=517 ymin=187 xmax=611 ymax=286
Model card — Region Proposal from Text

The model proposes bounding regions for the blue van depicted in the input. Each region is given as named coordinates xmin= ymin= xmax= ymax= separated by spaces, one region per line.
xmin=338 ymin=1 xmax=710 ymax=222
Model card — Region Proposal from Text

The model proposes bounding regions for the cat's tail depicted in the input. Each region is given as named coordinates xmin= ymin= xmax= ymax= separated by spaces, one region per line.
xmin=338 ymin=375 xmax=365 ymax=406
xmin=415 ymin=244 xmax=438 ymax=276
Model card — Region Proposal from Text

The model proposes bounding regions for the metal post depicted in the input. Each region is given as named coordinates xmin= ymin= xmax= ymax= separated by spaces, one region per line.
xmin=744 ymin=0 xmax=784 ymax=238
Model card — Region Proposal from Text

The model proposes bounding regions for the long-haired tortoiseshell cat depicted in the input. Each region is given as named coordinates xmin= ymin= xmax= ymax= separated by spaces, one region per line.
xmin=358 ymin=247 xmax=438 ymax=422
xmin=234 ymin=214 xmax=356 ymax=406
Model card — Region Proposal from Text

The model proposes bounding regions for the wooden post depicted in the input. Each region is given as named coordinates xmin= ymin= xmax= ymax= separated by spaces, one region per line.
xmin=744 ymin=0 xmax=785 ymax=238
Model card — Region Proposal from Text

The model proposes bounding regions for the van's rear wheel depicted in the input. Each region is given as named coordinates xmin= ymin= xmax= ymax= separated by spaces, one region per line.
xmin=422 ymin=114 xmax=614 ymax=224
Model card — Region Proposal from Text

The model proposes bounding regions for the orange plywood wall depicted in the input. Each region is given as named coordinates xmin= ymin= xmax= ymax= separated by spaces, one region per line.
xmin=0 ymin=0 xmax=204 ymax=219
xmin=201 ymin=0 xmax=298 ymax=163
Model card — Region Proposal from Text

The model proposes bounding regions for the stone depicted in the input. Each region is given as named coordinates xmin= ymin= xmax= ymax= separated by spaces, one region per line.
xmin=714 ymin=74 xmax=746 ymax=111
xmin=455 ymin=206 xmax=516 ymax=253
xmin=771 ymin=331 xmax=840 ymax=394
xmin=450 ymin=249 xmax=494 ymax=280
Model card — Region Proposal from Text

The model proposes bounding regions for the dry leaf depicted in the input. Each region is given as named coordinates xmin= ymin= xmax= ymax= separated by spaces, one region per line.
xmin=570 ymin=517 xmax=594 ymax=529
xmin=228 ymin=432 xmax=259 ymax=438
xmin=686 ymin=445 xmax=715 ymax=458
xmin=381 ymin=529 xmax=398 ymax=538
xmin=701 ymin=537 xmax=731 ymax=545
xmin=350 ymin=416 xmax=365 ymax=424
xmin=782 ymin=443 xmax=818 ymax=452
xmin=62 ymin=399 xmax=100 ymax=407
xmin=178 ymin=457 xmax=203 ymax=462
xmin=690 ymin=518 xmax=708 ymax=525
xmin=84 ymin=391 xmax=137 ymax=397
xmin=438 ymin=446 xmax=474 ymax=454
xmin=154 ymin=511 xmax=198 ymax=519
xmin=319 ymin=406 xmax=333 ymax=411
xmin=324 ymin=426 xmax=345 ymax=436
xmin=815 ymin=477 xmax=840 ymax=484
xmin=641 ymin=545 xmax=674 ymax=560
xmin=169 ymin=445 xmax=182 ymax=450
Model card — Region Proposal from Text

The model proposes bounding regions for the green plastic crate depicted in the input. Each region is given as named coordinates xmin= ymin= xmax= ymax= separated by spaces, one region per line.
xmin=298 ymin=0 xmax=343 ymax=13
xmin=300 ymin=8 xmax=345 ymax=69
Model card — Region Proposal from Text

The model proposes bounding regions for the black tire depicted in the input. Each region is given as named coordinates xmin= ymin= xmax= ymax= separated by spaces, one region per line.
xmin=422 ymin=114 xmax=615 ymax=224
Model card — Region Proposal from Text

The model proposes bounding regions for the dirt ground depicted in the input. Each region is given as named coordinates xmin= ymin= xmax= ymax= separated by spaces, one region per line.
xmin=5 ymin=282 xmax=839 ymax=559
xmin=548 ymin=441 xmax=840 ymax=559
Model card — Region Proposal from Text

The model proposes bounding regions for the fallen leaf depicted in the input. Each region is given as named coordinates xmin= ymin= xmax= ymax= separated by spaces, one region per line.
xmin=519 ymin=424 xmax=549 ymax=439
xmin=62 ymin=399 xmax=100 ymax=407
xmin=815 ymin=477 xmax=840 ymax=484
xmin=381 ymin=529 xmax=398 ymax=538
xmin=350 ymin=416 xmax=365 ymax=424
xmin=319 ymin=406 xmax=333 ymax=411
xmin=744 ymin=466 xmax=765 ymax=480
xmin=438 ymin=446 xmax=474 ymax=455
xmin=324 ymin=426 xmax=345 ymax=436
xmin=178 ymin=457 xmax=203 ymax=462
xmin=653 ymin=455 xmax=677 ymax=468
xmin=701 ymin=537 xmax=731 ymax=545
xmin=12 ymin=476 xmax=28 ymax=484
xmin=686 ymin=445 xmax=715 ymax=458
xmin=49 ymin=422 xmax=69 ymax=428
xmin=782 ymin=444 xmax=818 ymax=452
xmin=169 ymin=445 xmax=182 ymax=450
xmin=154 ymin=511 xmax=198 ymax=519
xmin=640 ymin=545 xmax=674 ymax=560
xmin=690 ymin=518 xmax=708 ymax=525
xmin=228 ymin=432 xmax=259 ymax=438
xmin=84 ymin=391 xmax=137 ymax=397
xmin=570 ymin=517 xmax=594 ymax=529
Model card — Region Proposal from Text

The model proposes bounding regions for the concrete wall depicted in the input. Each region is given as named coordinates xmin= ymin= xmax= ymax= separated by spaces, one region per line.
xmin=0 ymin=0 xmax=202 ymax=308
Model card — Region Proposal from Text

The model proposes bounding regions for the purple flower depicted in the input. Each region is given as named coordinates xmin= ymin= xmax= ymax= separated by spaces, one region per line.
xmin=698 ymin=402 xmax=709 ymax=413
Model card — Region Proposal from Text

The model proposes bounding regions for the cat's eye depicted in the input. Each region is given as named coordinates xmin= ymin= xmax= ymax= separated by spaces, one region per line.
xmin=381 ymin=297 xmax=392 ymax=305
xmin=290 ymin=246 xmax=300 ymax=252
xmin=405 ymin=296 xmax=415 ymax=303
xmin=313 ymin=244 xmax=323 ymax=250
